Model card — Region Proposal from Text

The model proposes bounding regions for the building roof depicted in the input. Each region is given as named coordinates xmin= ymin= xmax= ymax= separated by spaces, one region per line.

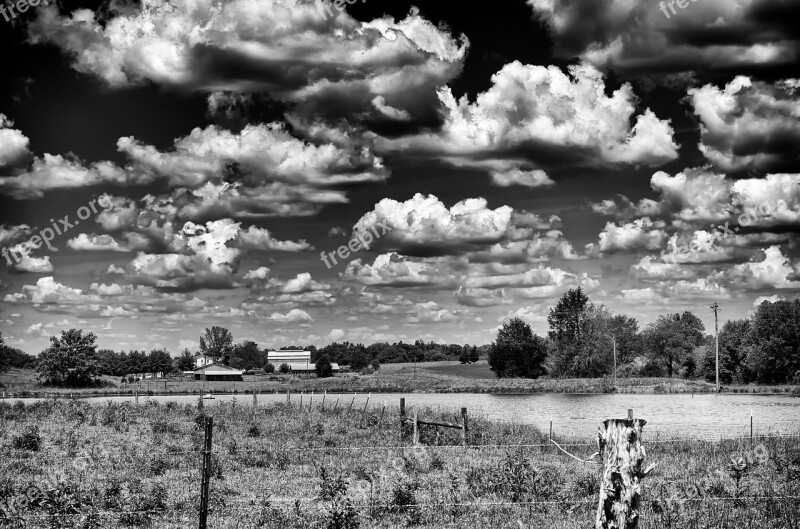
xmin=194 ymin=363 xmax=244 ymax=375
xmin=285 ymin=362 xmax=340 ymax=371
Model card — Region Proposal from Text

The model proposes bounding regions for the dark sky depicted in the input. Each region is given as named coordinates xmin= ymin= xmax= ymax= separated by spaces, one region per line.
xmin=1 ymin=0 xmax=798 ymax=353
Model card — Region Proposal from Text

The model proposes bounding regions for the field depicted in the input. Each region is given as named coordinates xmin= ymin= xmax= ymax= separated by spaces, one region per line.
xmin=1 ymin=398 xmax=799 ymax=528
xmin=3 ymin=364 xmax=799 ymax=398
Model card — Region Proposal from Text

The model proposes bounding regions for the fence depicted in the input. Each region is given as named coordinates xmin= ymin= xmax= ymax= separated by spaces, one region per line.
xmin=1 ymin=395 xmax=800 ymax=528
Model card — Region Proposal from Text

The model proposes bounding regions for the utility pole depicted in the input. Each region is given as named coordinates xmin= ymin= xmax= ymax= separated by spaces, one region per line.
xmin=711 ymin=301 xmax=720 ymax=392
xmin=612 ymin=336 xmax=617 ymax=388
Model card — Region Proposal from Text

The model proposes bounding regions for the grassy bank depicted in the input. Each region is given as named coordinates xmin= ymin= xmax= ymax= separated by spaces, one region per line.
xmin=3 ymin=363 xmax=799 ymax=398
xmin=0 ymin=399 xmax=799 ymax=528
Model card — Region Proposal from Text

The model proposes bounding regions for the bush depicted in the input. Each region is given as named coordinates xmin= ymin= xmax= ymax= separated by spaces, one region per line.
xmin=369 ymin=359 xmax=380 ymax=371
xmin=278 ymin=363 xmax=290 ymax=374
xmin=265 ymin=363 xmax=275 ymax=374
xmin=12 ymin=425 xmax=41 ymax=451
xmin=316 ymin=355 xmax=334 ymax=378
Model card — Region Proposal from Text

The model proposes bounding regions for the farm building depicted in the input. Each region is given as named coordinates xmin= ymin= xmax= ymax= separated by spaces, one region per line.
xmin=193 ymin=353 xmax=215 ymax=368
xmin=267 ymin=350 xmax=311 ymax=364
xmin=286 ymin=362 xmax=340 ymax=374
xmin=194 ymin=363 xmax=244 ymax=381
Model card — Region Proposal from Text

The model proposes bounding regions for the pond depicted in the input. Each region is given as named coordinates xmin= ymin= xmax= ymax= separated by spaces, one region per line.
xmin=5 ymin=392 xmax=798 ymax=439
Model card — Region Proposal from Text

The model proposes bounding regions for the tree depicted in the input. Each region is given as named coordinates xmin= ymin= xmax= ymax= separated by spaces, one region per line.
xmin=547 ymin=287 xmax=589 ymax=342
xmin=742 ymin=299 xmax=800 ymax=383
xmin=148 ymin=349 xmax=173 ymax=374
xmin=701 ymin=319 xmax=751 ymax=383
xmin=488 ymin=317 xmax=547 ymax=378
xmin=230 ymin=341 xmax=265 ymax=370
xmin=349 ymin=349 xmax=370 ymax=371
xmin=175 ymin=349 xmax=196 ymax=372
xmin=547 ymin=304 xmax=616 ymax=377
xmin=0 ymin=332 xmax=9 ymax=374
xmin=264 ymin=363 xmax=275 ymax=374
xmin=200 ymin=326 xmax=234 ymax=365
xmin=36 ymin=329 xmax=100 ymax=387
xmin=316 ymin=354 xmax=333 ymax=378
xmin=643 ymin=312 xmax=705 ymax=377
xmin=370 ymin=359 xmax=380 ymax=371
xmin=278 ymin=363 xmax=290 ymax=374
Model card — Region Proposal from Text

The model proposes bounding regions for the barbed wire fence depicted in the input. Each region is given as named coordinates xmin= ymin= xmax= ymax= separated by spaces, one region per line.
xmin=0 ymin=398 xmax=799 ymax=528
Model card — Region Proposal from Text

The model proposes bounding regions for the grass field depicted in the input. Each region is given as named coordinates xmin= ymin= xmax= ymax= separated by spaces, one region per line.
xmin=2 ymin=363 xmax=799 ymax=397
xmin=0 ymin=399 xmax=799 ymax=528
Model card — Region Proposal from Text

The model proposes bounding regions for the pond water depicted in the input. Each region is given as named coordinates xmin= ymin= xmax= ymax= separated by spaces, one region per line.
xmin=5 ymin=392 xmax=798 ymax=439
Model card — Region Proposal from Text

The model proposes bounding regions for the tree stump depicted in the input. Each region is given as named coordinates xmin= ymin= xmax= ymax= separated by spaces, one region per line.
xmin=595 ymin=417 xmax=655 ymax=529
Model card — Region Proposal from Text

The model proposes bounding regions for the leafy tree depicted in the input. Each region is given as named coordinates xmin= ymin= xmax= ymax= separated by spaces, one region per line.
xmin=743 ymin=300 xmax=800 ymax=383
xmin=175 ymin=349 xmax=196 ymax=372
xmin=349 ymin=349 xmax=370 ymax=371
xmin=547 ymin=304 xmax=616 ymax=377
xmin=230 ymin=341 xmax=265 ymax=370
xmin=278 ymin=363 xmax=290 ymax=374
xmin=370 ymin=359 xmax=380 ymax=371
xmin=459 ymin=346 xmax=471 ymax=364
xmin=0 ymin=332 xmax=9 ymax=374
xmin=200 ymin=326 xmax=234 ymax=365
xmin=36 ymin=329 xmax=100 ymax=387
xmin=316 ymin=354 xmax=333 ymax=378
xmin=148 ymin=349 xmax=173 ymax=374
xmin=264 ymin=363 xmax=275 ymax=374
xmin=701 ymin=319 xmax=751 ymax=383
xmin=547 ymin=287 xmax=589 ymax=343
xmin=644 ymin=312 xmax=705 ymax=377
xmin=468 ymin=344 xmax=480 ymax=363
xmin=607 ymin=315 xmax=643 ymax=365
xmin=489 ymin=317 xmax=547 ymax=378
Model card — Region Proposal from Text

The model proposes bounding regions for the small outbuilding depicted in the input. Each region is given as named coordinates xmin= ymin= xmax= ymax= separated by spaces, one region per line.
xmin=194 ymin=363 xmax=244 ymax=381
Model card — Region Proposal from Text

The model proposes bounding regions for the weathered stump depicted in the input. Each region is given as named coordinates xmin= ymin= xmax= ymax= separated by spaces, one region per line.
xmin=595 ymin=417 xmax=655 ymax=529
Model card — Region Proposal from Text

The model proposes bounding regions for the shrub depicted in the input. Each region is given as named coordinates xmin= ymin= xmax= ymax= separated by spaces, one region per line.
xmin=279 ymin=363 xmax=290 ymax=374
xmin=12 ymin=425 xmax=41 ymax=451
xmin=265 ymin=363 xmax=275 ymax=374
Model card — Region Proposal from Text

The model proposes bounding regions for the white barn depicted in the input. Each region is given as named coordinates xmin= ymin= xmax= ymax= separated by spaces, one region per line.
xmin=267 ymin=350 xmax=311 ymax=365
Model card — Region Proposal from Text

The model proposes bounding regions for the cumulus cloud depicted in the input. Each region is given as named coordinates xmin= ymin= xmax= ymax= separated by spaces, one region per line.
xmin=377 ymin=62 xmax=678 ymax=173
xmin=490 ymin=168 xmax=554 ymax=188
xmin=29 ymin=0 xmax=467 ymax=134
xmin=689 ymin=77 xmax=800 ymax=174
xmin=528 ymin=0 xmax=800 ymax=78
xmin=0 ymin=115 xmax=31 ymax=170
xmin=342 ymin=253 xmax=458 ymax=288
xmin=724 ymin=246 xmax=800 ymax=290
xmin=0 ymin=153 xmax=126 ymax=199
xmin=267 ymin=308 xmax=313 ymax=323
xmin=588 ymin=218 xmax=668 ymax=255
xmin=352 ymin=193 xmax=571 ymax=258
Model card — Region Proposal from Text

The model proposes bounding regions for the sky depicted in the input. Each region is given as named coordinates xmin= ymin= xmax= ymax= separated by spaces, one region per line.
xmin=0 ymin=0 xmax=799 ymax=355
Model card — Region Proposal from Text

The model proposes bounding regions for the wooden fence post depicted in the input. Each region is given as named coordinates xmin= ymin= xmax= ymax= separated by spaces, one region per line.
xmin=300 ymin=392 xmax=303 ymax=408
xmin=549 ymin=414 xmax=553 ymax=441
xmin=253 ymin=391 xmax=257 ymax=407
xmin=378 ymin=401 xmax=387 ymax=426
xmin=346 ymin=393 xmax=356 ymax=419
xmin=461 ymin=407 xmax=468 ymax=446
xmin=321 ymin=391 xmax=327 ymax=412
xmin=134 ymin=388 xmax=139 ymax=405
xmin=750 ymin=409 xmax=754 ymax=446
xmin=199 ymin=417 xmax=214 ymax=529
xmin=595 ymin=412 xmax=655 ymax=529
xmin=413 ymin=410 xmax=419 ymax=446
xmin=400 ymin=398 xmax=406 ymax=439
xmin=286 ymin=389 xmax=290 ymax=404
xmin=360 ymin=393 xmax=371 ymax=426
xmin=333 ymin=397 xmax=340 ymax=412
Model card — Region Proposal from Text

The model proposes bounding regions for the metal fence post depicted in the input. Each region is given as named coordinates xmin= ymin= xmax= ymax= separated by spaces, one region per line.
xmin=199 ymin=417 xmax=214 ymax=529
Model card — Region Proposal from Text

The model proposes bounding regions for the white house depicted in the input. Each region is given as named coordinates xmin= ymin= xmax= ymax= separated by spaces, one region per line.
xmin=193 ymin=363 xmax=244 ymax=381
xmin=194 ymin=353 xmax=215 ymax=368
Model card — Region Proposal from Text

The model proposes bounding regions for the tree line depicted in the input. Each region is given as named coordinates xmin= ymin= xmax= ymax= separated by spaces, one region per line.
xmin=489 ymin=288 xmax=800 ymax=384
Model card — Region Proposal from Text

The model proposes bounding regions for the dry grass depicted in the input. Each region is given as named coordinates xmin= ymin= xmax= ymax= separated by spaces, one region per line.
xmin=0 ymin=399 xmax=798 ymax=528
